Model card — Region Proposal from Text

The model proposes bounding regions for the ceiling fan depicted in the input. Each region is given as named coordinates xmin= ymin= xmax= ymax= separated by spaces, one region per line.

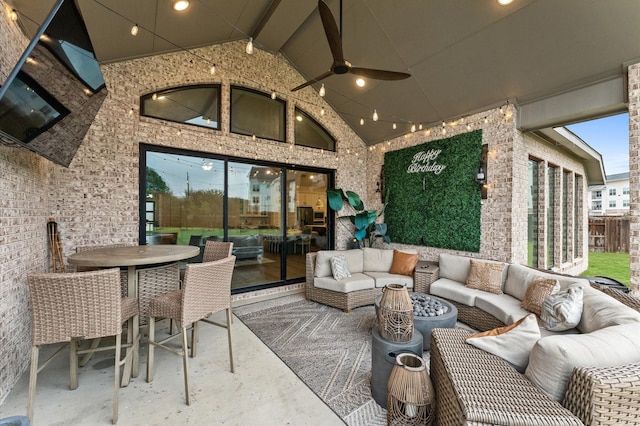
xmin=291 ymin=0 xmax=411 ymax=92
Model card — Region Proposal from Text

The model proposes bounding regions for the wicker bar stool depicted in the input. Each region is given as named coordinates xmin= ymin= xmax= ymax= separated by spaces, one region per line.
xmin=27 ymin=268 xmax=139 ymax=424
xmin=146 ymin=255 xmax=236 ymax=405
xmin=202 ymin=241 xmax=233 ymax=262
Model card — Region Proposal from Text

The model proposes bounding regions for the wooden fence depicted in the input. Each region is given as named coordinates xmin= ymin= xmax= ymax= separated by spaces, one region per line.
xmin=588 ymin=216 xmax=629 ymax=253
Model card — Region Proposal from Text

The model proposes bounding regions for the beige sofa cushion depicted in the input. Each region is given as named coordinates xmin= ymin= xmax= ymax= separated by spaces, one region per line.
xmin=430 ymin=278 xmax=478 ymax=306
xmin=313 ymin=273 xmax=375 ymax=293
xmin=362 ymin=248 xmax=394 ymax=272
xmin=525 ymin=323 xmax=640 ymax=401
xmin=315 ymin=249 xmax=363 ymax=277
xmin=504 ymin=263 xmax=588 ymax=301
xmin=474 ymin=291 xmax=529 ymax=325
xmin=365 ymin=271 xmax=413 ymax=289
xmin=577 ymin=284 xmax=640 ymax=333
xmin=438 ymin=253 xmax=471 ymax=283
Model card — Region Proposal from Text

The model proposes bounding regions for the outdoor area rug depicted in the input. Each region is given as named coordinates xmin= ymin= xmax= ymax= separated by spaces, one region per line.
xmin=235 ymin=295 xmax=395 ymax=425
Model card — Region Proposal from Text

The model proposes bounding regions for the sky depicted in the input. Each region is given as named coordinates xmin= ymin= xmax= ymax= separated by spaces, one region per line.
xmin=567 ymin=113 xmax=629 ymax=176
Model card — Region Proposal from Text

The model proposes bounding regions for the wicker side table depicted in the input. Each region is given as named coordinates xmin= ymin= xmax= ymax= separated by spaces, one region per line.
xmin=414 ymin=261 xmax=439 ymax=294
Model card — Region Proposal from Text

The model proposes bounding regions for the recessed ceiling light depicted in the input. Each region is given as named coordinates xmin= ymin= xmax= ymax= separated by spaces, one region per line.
xmin=356 ymin=78 xmax=365 ymax=87
xmin=497 ymin=0 xmax=513 ymax=5
xmin=173 ymin=1 xmax=190 ymax=11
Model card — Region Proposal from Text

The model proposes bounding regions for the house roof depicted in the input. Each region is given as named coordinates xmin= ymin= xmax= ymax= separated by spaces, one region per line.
xmin=9 ymin=0 xmax=640 ymax=147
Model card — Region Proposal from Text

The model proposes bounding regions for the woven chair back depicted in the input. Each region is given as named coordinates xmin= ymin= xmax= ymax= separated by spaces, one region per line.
xmin=181 ymin=255 xmax=236 ymax=325
xmin=202 ymin=241 xmax=234 ymax=263
xmin=28 ymin=268 xmax=123 ymax=346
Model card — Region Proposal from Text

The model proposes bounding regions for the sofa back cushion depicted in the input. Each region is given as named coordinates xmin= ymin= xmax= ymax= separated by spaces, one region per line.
xmin=577 ymin=284 xmax=640 ymax=333
xmin=438 ymin=253 xmax=471 ymax=283
xmin=504 ymin=263 xmax=588 ymax=301
xmin=315 ymin=250 xmax=364 ymax=277
xmin=362 ymin=248 xmax=394 ymax=272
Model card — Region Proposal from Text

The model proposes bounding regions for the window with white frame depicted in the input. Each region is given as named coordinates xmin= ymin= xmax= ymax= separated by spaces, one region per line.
xmin=609 ymin=200 xmax=617 ymax=208
xmin=609 ymin=188 xmax=617 ymax=196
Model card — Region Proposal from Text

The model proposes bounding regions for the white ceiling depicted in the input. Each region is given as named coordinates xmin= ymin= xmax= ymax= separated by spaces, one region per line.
xmin=9 ymin=0 xmax=640 ymax=145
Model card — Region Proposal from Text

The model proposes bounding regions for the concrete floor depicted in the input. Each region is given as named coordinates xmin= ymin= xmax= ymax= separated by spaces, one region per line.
xmin=0 ymin=311 xmax=345 ymax=425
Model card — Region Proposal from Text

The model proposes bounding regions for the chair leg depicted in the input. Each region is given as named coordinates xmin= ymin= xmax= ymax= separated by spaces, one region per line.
xmin=181 ymin=327 xmax=191 ymax=405
xmin=147 ymin=316 xmax=156 ymax=382
xmin=226 ymin=308 xmax=234 ymax=373
xmin=79 ymin=338 xmax=101 ymax=367
xmin=132 ymin=314 xmax=140 ymax=378
xmin=69 ymin=340 xmax=78 ymax=390
xmin=191 ymin=321 xmax=199 ymax=358
xmin=27 ymin=346 xmax=39 ymax=422
xmin=112 ymin=333 xmax=122 ymax=425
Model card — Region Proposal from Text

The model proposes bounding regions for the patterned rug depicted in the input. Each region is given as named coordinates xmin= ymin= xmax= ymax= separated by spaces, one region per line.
xmin=235 ymin=296 xmax=390 ymax=425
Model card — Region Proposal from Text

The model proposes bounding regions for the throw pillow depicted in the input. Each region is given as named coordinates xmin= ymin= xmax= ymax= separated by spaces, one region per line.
xmin=541 ymin=285 xmax=584 ymax=331
xmin=466 ymin=314 xmax=541 ymax=373
xmin=330 ymin=255 xmax=351 ymax=281
xmin=388 ymin=250 xmax=419 ymax=276
xmin=521 ymin=277 xmax=560 ymax=316
xmin=465 ymin=259 xmax=505 ymax=294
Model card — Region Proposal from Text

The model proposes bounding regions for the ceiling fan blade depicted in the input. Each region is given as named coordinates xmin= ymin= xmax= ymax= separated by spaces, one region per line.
xmin=318 ymin=0 xmax=344 ymax=63
xmin=291 ymin=70 xmax=334 ymax=92
xmin=351 ymin=67 xmax=411 ymax=81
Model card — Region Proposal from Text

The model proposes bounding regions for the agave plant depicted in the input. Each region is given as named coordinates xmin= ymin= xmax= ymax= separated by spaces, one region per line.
xmin=326 ymin=188 xmax=390 ymax=248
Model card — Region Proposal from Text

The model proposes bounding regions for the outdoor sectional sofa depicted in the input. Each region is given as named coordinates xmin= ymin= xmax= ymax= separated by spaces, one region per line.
xmin=305 ymin=248 xmax=422 ymax=312
xmin=425 ymin=253 xmax=640 ymax=426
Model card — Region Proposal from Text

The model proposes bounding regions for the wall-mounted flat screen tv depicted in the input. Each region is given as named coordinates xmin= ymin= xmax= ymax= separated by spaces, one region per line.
xmin=0 ymin=0 xmax=107 ymax=167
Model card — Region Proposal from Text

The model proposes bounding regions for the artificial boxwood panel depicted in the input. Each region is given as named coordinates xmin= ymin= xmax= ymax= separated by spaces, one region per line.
xmin=384 ymin=130 xmax=482 ymax=252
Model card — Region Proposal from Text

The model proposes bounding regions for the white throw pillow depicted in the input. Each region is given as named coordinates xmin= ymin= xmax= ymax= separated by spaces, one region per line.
xmin=465 ymin=314 xmax=541 ymax=373
xmin=541 ymin=284 xmax=584 ymax=331
xmin=330 ymin=255 xmax=351 ymax=281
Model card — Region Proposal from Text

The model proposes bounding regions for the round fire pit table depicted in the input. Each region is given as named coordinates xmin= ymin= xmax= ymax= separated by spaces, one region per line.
xmin=375 ymin=292 xmax=457 ymax=350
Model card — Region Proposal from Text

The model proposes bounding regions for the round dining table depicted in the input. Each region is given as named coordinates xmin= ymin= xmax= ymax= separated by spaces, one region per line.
xmin=68 ymin=244 xmax=200 ymax=298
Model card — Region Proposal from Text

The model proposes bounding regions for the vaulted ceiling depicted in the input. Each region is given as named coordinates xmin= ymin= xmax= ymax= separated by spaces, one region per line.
xmin=9 ymin=0 xmax=640 ymax=145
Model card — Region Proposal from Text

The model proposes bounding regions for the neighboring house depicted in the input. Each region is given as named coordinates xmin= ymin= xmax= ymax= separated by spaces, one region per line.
xmin=588 ymin=172 xmax=630 ymax=216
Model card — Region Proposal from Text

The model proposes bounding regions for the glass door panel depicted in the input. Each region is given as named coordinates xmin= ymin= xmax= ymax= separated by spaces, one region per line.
xmin=228 ymin=162 xmax=282 ymax=290
xmin=285 ymin=170 xmax=329 ymax=281
xmin=145 ymin=152 xmax=224 ymax=247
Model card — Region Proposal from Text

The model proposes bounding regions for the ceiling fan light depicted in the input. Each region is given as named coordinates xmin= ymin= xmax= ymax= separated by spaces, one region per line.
xmin=356 ymin=78 xmax=365 ymax=87
xmin=173 ymin=1 xmax=190 ymax=11
xmin=497 ymin=0 xmax=513 ymax=5
xmin=245 ymin=37 xmax=254 ymax=55
xmin=319 ymin=84 xmax=325 ymax=97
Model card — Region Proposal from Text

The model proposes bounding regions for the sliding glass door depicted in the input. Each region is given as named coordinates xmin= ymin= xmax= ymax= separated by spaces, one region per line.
xmin=141 ymin=144 xmax=332 ymax=293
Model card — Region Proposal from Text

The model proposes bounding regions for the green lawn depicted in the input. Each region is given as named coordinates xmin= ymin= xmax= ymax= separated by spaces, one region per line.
xmin=581 ymin=251 xmax=630 ymax=287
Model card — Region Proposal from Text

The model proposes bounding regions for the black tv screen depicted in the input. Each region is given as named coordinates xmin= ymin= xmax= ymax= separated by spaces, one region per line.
xmin=0 ymin=0 xmax=107 ymax=167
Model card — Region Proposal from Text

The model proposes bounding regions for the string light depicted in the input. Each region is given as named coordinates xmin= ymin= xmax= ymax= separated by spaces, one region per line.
xmin=418 ymin=123 xmax=423 ymax=130
xmin=410 ymin=124 xmax=416 ymax=133
xmin=319 ymin=84 xmax=325 ymax=97
xmin=271 ymin=91 xmax=277 ymax=100
xmin=360 ymin=118 xmax=365 ymax=125
xmin=152 ymin=93 xmax=158 ymax=100
xmin=320 ymin=107 xmax=325 ymax=116
xmin=131 ymin=23 xmax=139 ymax=36
xmin=372 ymin=109 xmax=379 ymax=122
xmin=245 ymin=37 xmax=254 ymax=54
xmin=10 ymin=9 xmax=18 ymax=21
xmin=210 ymin=64 xmax=216 ymax=75
xmin=392 ymin=122 xmax=397 ymax=130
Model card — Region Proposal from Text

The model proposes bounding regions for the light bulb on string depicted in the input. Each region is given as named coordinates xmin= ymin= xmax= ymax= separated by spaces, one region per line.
xmin=319 ymin=84 xmax=325 ymax=97
xmin=372 ymin=109 xmax=379 ymax=121
xmin=210 ymin=64 xmax=216 ymax=75
xmin=418 ymin=123 xmax=423 ymax=130
xmin=131 ymin=24 xmax=139 ymax=36
xmin=271 ymin=91 xmax=276 ymax=100
xmin=245 ymin=37 xmax=254 ymax=54
xmin=392 ymin=122 xmax=397 ymax=130
xmin=320 ymin=107 xmax=325 ymax=116
xmin=410 ymin=124 xmax=416 ymax=133
xmin=360 ymin=118 xmax=364 ymax=125
xmin=152 ymin=93 xmax=158 ymax=100
xmin=10 ymin=9 xmax=18 ymax=21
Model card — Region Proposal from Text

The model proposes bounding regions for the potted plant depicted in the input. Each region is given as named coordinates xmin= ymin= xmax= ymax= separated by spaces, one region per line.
xmin=326 ymin=188 xmax=390 ymax=248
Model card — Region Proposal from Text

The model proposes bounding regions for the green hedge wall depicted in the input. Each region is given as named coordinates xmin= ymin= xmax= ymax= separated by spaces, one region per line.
xmin=384 ymin=130 xmax=482 ymax=252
